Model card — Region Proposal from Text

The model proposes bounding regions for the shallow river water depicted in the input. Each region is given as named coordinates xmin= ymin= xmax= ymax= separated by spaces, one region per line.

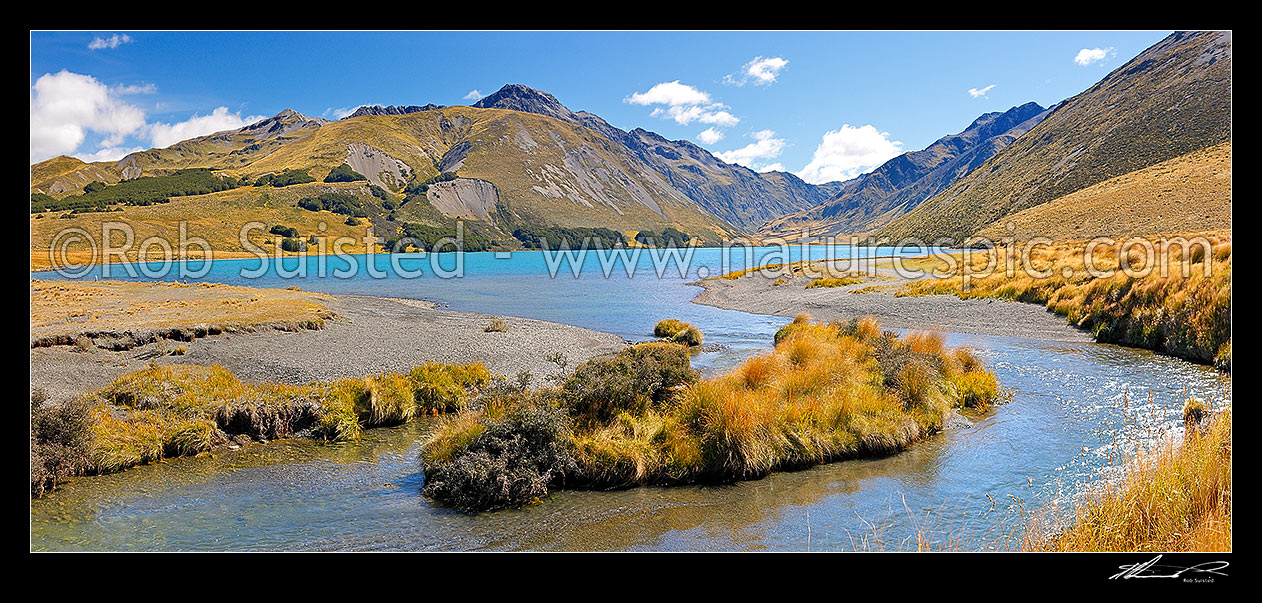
xmin=31 ymin=247 xmax=1231 ymax=550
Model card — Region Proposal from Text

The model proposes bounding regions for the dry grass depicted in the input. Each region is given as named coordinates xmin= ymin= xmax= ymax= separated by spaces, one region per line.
xmin=30 ymin=279 xmax=337 ymax=349
xmin=805 ymin=276 xmax=865 ymax=289
xmin=1026 ymin=408 xmax=1231 ymax=552
xmin=30 ymin=181 xmax=380 ymax=271
xmin=897 ymin=235 xmax=1231 ymax=368
xmin=975 ymin=142 xmax=1231 ymax=242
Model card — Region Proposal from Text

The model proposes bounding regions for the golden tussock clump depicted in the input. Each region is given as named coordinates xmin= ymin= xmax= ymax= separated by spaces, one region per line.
xmin=420 ymin=316 xmax=1004 ymax=510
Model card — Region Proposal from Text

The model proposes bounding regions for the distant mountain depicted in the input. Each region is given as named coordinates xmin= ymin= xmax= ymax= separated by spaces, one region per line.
xmin=475 ymin=84 xmax=842 ymax=230
xmin=32 ymin=84 xmax=845 ymax=238
xmin=877 ymin=30 xmax=1232 ymax=242
xmin=344 ymin=104 xmax=444 ymax=119
xmin=761 ymin=101 xmax=1050 ymax=239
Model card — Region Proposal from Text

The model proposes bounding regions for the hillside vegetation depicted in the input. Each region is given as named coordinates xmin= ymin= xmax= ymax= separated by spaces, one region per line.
xmin=878 ymin=31 xmax=1231 ymax=241
xmin=974 ymin=142 xmax=1231 ymax=242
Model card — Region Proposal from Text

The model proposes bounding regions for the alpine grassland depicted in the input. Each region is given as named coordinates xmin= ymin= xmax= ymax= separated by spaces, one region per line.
xmin=897 ymin=235 xmax=1231 ymax=369
xmin=420 ymin=316 xmax=1002 ymax=511
xmin=29 ymin=361 xmax=492 ymax=496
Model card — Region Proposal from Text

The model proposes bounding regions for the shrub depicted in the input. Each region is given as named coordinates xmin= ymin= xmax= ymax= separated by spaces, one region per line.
xmin=31 ymin=389 xmax=95 ymax=497
xmin=421 ymin=402 xmax=575 ymax=511
xmin=324 ymin=163 xmax=366 ymax=183
xmin=345 ymin=216 xmax=362 ymax=226
xmin=254 ymin=169 xmax=315 ymax=187
xmin=563 ymin=343 xmax=697 ymax=424
xmin=269 ymin=224 xmax=299 ymax=238
xmin=280 ymin=237 xmax=304 ymax=252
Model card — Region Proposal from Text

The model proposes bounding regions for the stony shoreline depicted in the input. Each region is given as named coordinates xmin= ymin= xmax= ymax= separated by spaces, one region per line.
xmin=29 ymin=294 xmax=627 ymax=401
xmin=690 ymin=260 xmax=1093 ymax=342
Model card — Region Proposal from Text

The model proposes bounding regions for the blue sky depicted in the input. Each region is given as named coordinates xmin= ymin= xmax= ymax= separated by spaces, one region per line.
xmin=30 ymin=30 xmax=1171 ymax=182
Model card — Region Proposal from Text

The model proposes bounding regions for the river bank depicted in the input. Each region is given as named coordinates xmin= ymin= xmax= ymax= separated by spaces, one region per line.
xmin=31 ymin=292 xmax=627 ymax=402
xmin=691 ymin=260 xmax=1093 ymax=343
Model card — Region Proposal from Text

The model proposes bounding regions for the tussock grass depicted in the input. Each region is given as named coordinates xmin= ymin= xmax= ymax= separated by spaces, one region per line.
xmin=31 ymin=361 xmax=492 ymax=495
xmin=421 ymin=317 xmax=1002 ymax=510
xmin=805 ymin=276 xmax=865 ymax=289
xmin=653 ymin=318 xmax=704 ymax=347
xmin=898 ymin=237 xmax=1231 ymax=369
xmin=483 ymin=318 xmax=508 ymax=333
xmin=1027 ymin=408 xmax=1231 ymax=552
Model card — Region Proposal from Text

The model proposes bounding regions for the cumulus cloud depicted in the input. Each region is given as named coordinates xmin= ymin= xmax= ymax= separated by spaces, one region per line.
xmin=968 ymin=84 xmax=996 ymax=98
xmin=696 ymin=127 xmax=724 ymax=145
xmin=74 ymin=145 xmax=146 ymax=163
xmin=463 ymin=89 xmax=483 ymax=101
xmin=88 ymin=34 xmax=132 ymax=50
xmin=323 ymin=106 xmax=358 ymax=119
xmin=724 ymin=56 xmax=789 ymax=86
xmin=626 ymin=81 xmax=740 ymax=127
xmin=713 ymin=129 xmax=786 ymax=170
xmin=30 ymin=69 xmax=266 ymax=163
xmin=1074 ymin=47 xmax=1115 ymax=66
xmin=796 ymin=124 xmax=903 ymax=184
xmin=149 ymin=106 xmax=266 ymax=149
xmin=757 ymin=162 xmax=785 ymax=173
xmin=30 ymin=70 xmax=147 ymax=163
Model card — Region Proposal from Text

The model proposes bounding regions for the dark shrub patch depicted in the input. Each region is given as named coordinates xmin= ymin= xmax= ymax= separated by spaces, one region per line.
xmin=269 ymin=224 xmax=298 ymax=238
xmin=563 ymin=342 xmax=697 ymax=424
xmin=31 ymin=389 xmax=94 ymax=497
xmin=324 ymin=163 xmax=367 ymax=183
xmin=421 ymin=402 xmax=575 ymax=511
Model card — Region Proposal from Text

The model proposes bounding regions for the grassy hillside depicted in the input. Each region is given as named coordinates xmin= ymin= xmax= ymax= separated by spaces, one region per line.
xmin=31 ymin=182 xmax=381 ymax=270
xmin=32 ymin=103 xmax=739 ymax=247
xmin=974 ymin=142 xmax=1231 ymax=241
xmin=878 ymin=31 xmax=1232 ymax=242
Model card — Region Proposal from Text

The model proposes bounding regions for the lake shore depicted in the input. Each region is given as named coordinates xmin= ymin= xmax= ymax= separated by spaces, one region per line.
xmin=30 ymin=293 xmax=627 ymax=402
xmin=691 ymin=260 xmax=1093 ymax=343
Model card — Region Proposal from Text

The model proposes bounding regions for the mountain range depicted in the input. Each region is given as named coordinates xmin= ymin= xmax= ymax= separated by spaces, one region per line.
xmin=31 ymin=31 xmax=1231 ymax=249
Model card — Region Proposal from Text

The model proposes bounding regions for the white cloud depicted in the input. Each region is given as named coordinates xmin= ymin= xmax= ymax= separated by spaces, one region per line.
xmin=113 ymin=83 xmax=157 ymax=95
xmin=463 ymin=89 xmax=483 ymax=101
xmin=324 ymin=106 xmax=358 ymax=119
xmin=714 ymin=129 xmax=786 ymax=170
xmin=627 ymin=81 xmax=739 ymax=127
xmin=968 ymin=84 xmax=996 ymax=98
xmin=30 ymin=69 xmax=266 ymax=163
xmin=30 ymin=70 xmax=147 ymax=163
xmin=627 ymin=81 xmax=712 ymax=106
xmin=74 ymin=145 xmax=146 ymax=163
xmin=757 ymin=162 xmax=785 ymax=173
xmin=796 ymin=124 xmax=903 ymax=184
xmin=696 ymin=127 xmax=724 ymax=145
xmin=149 ymin=106 xmax=266 ymax=149
xmin=1074 ymin=47 xmax=1115 ymax=66
xmin=88 ymin=34 xmax=132 ymax=50
xmin=724 ymin=56 xmax=789 ymax=86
